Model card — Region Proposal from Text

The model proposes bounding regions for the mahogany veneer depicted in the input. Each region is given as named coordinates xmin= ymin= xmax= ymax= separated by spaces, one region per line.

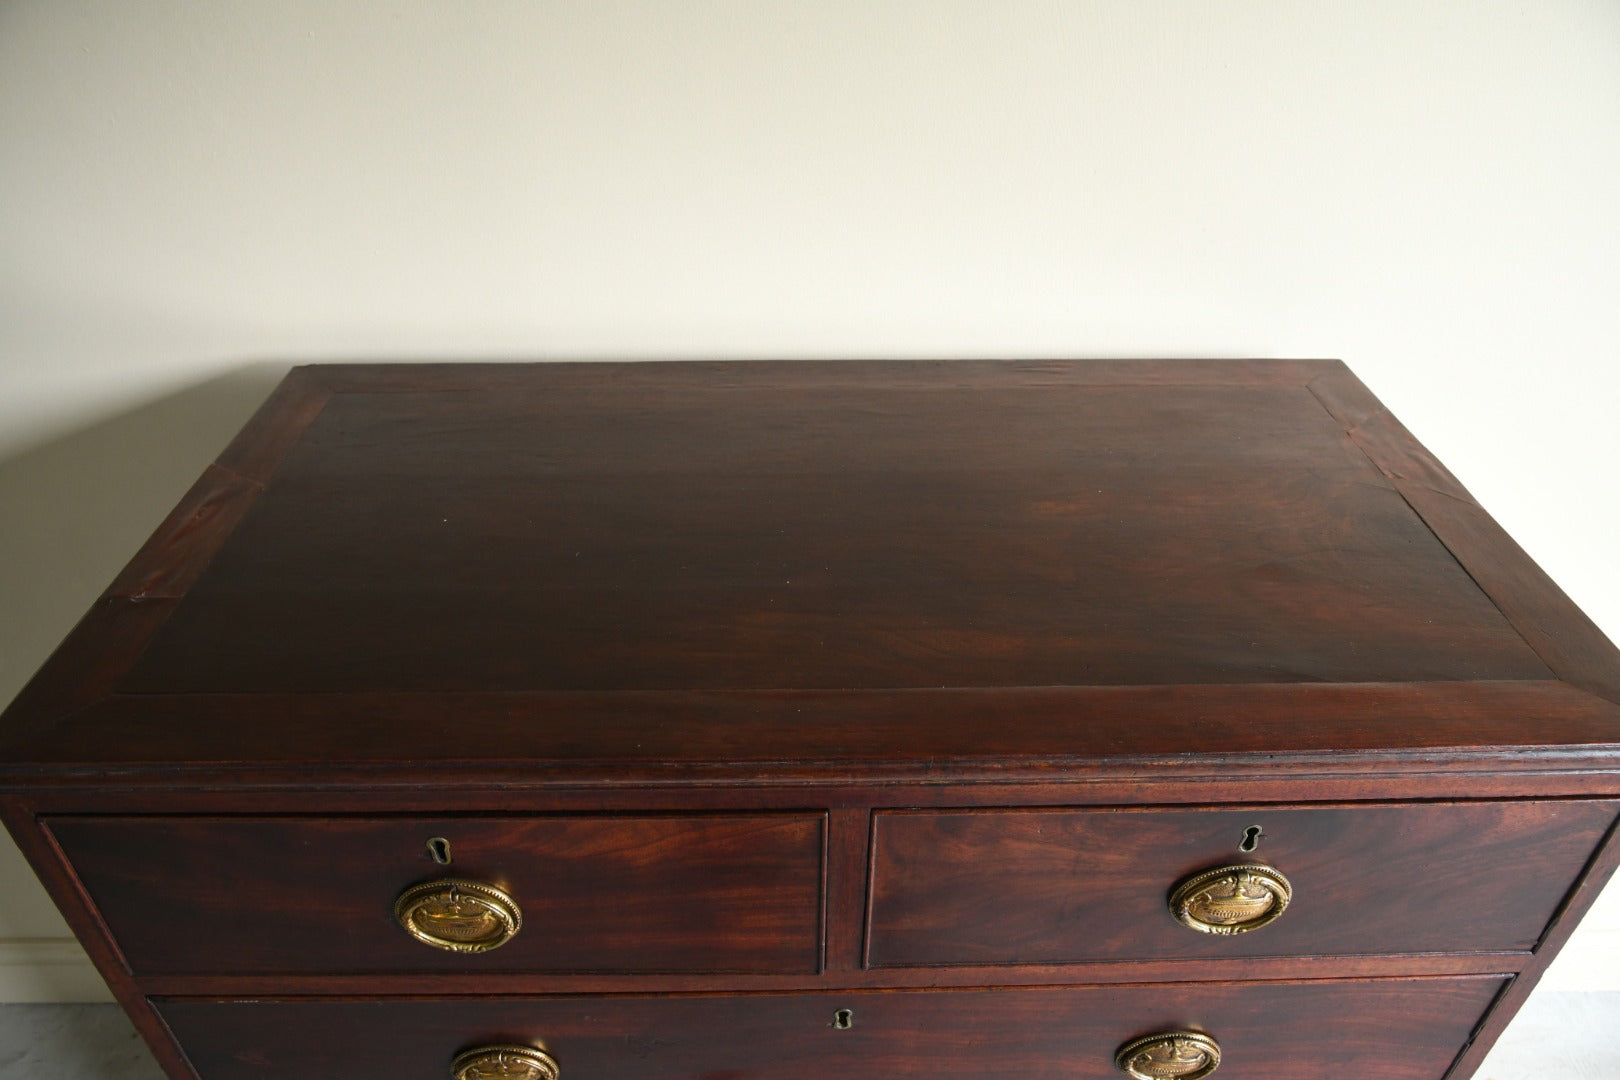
xmin=155 ymin=978 xmax=1507 ymax=1080
xmin=3 ymin=359 xmax=1618 ymax=1080
xmin=867 ymin=801 xmax=1617 ymax=966
xmin=46 ymin=814 xmax=826 ymax=976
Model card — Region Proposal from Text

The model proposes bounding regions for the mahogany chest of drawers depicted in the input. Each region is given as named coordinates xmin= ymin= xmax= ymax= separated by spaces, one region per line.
xmin=3 ymin=359 xmax=1618 ymax=1080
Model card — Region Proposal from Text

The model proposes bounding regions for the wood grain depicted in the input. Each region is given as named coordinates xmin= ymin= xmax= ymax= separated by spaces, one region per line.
xmin=104 ymin=465 xmax=262 ymax=601
xmin=867 ymin=801 xmax=1618 ymax=966
xmin=1310 ymin=361 xmax=1620 ymax=707
xmin=155 ymin=977 xmax=1506 ymax=1080
xmin=0 ymin=801 xmax=198 ymax=1080
xmin=7 ymin=681 xmax=1619 ymax=788
xmin=300 ymin=358 xmax=1340 ymax=394
xmin=6 ymin=359 xmax=1618 ymax=782
xmin=1444 ymin=811 xmax=1620 ymax=1079
xmin=1 ymin=360 xmax=1616 ymax=1080
xmin=211 ymin=365 xmax=330 ymax=485
xmin=127 ymin=949 xmax=1529 ymax=998
xmin=115 ymin=377 xmax=1549 ymax=695
xmin=0 ymin=597 xmax=178 ymax=746
xmin=47 ymin=814 xmax=825 ymax=976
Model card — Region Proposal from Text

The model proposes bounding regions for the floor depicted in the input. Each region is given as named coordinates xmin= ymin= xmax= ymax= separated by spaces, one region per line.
xmin=0 ymin=994 xmax=1614 ymax=1078
xmin=0 ymin=1005 xmax=161 ymax=1080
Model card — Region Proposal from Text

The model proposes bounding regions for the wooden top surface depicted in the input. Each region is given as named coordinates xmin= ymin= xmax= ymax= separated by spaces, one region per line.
xmin=4 ymin=360 xmax=1619 ymax=782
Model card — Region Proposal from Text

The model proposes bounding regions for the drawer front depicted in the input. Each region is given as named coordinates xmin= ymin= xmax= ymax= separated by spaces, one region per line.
xmin=47 ymin=813 xmax=824 ymax=975
xmin=156 ymin=977 xmax=1506 ymax=1080
xmin=867 ymin=800 xmax=1616 ymax=966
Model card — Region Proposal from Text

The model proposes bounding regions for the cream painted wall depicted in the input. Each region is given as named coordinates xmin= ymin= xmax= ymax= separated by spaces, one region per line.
xmin=1 ymin=0 xmax=1617 ymax=1004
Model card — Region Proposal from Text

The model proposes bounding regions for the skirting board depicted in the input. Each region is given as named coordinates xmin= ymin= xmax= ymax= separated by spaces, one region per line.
xmin=0 ymin=941 xmax=112 ymax=1004
xmin=0 ymin=931 xmax=1617 ymax=1003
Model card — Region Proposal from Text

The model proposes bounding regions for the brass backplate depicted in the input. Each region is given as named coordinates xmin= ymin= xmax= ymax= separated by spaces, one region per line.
xmin=1114 ymin=1031 xmax=1222 ymax=1079
xmin=451 ymin=1045 xmax=559 ymax=1080
xmin=1167 ymin=863 xmax=1291 ymax=935
xmin=395 ymin=878 xmax=522 ymax=953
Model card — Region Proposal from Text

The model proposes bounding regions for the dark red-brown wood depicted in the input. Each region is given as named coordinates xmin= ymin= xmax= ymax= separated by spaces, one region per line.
xmin=4 ymin=360 xmax=1617 ymax=788
xmin=8 ymin=681 xmax=1620 ymax=789
xmin=866 ymin=801 xmax=1617 ymax=966
xmin=113 ymin=380 xmax=1551 ymax=694
xmin=0 ymin=802 xmax=197 ymax=1080
xmin=1 ymin=360 xmax=1617 ymax=1080
xmin=155 ymin=977 xmax=1507 ymax=1080
xmin=1445 ymin=810 xmax=1620 ymax=1079
xmin=1308 ymin=363 xmax=1620 ymax=707
xmin=47 ymin=813 xmax=825 ymax=976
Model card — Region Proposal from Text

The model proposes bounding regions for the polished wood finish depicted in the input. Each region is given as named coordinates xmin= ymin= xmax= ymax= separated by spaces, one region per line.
xmin=1446 ymin=810 xmax=1620 ymax=1077
xmin=47 ymin=814 xmax=825 ymax=976
xmin=868 ymin=801 xmax=1618 ymax=966
xmin=1308 ymin=363 xmax=1620 ymax=704
xmin=117 ymin=378 xmax=1549 ymax=694
xmin=155 ymin=977 xmax=1507 ymax=1080
xmin=13 ymin=362 xmax=1620 ymax=782
xmin=11 ymin=680 xmax=1620 ymax=785
xmin=1 ymin=360 xmax=1617 ymax=1080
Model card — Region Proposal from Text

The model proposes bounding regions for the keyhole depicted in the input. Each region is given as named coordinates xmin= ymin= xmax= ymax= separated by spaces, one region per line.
xmin=427 ymin=837 xmax=453 ymax=865
xmin=1239 ymin=825 xmax=1263 ymax=853
xmin=833 ymin=1009 xmax=854 ymax=1030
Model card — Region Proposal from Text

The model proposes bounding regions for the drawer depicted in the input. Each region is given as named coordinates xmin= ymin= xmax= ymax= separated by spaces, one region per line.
xmin=867 ymin=800 xmax=1616 ymax=967
xmin=47 ymin=813 xmax=824 ymax=975
xmin=155 ymin=977 xmax=1506 ymax=1080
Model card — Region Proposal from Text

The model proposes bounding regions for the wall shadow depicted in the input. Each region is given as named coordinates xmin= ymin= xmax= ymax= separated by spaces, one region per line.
xmin=0 ymin=362 xmax=292 ymax=941
xmin=0 ymin=362 xmax=291 ymax=714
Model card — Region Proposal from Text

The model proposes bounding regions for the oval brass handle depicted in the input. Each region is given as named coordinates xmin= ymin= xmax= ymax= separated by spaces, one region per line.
xmin=1168 ymin=863 xmax=1291 ymax=935
xmin=1115 ymin=1031 xmax=1221 ymax=1080
xmin=395 ymin=878 xmax=522 ymax=953
xmin=452 ymin=1045 xmax=559 ymax=1080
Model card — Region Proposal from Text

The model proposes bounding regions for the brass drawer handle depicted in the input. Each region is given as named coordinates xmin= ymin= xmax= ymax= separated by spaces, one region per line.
xmin=452 ymin=1045 xmax=559 ymax=1080
xmin=1115 ymin=1031 xmax=1221 ymax=1079
xmin=1168 ymin=863 xmax=1291 ymax=935
xmin=395 ymin=878 xmax=522 ymax=953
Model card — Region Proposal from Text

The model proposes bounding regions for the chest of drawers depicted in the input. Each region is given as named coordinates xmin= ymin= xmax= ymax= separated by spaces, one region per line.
xmin=3 ymin=359 xmax=1618 ymax=1080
